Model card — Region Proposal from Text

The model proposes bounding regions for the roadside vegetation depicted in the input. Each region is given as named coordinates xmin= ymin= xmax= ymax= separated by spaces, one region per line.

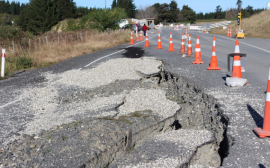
xmin=210 ymin=10 xmax=270 ymax=39
xmin=1 ymin=29 xmax=130 ymax=77
xmin=0 ymin=0 xmax=132 ymax=78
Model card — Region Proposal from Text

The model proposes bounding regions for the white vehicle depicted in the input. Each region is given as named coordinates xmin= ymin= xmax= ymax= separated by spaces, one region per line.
xmin=118 ymin=19 xmax=129 ymax=28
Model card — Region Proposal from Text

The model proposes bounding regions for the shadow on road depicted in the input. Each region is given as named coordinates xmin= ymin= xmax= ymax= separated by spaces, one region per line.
xmin=247 ymin=104 xmax=264 ymax=128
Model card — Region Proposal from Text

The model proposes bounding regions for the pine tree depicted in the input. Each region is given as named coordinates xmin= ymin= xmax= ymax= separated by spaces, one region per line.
xmin=55 ymin=0 xmax=76 ymax=21
xmin=111 ymin=0 xmax=116 ymax=9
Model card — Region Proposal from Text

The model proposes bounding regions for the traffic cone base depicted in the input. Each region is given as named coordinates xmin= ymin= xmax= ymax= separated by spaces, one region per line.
xmin=207 ymin=67 xmax=221 ymax=70
xmin=192 ymin=61 xmax=204 ymax=64
xmin=254 ymin=127 xmax=270 ymax=138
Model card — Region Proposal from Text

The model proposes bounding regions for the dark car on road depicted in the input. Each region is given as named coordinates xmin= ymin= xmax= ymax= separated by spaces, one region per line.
xmin=132 ymin=23 xmax=142 ymax=33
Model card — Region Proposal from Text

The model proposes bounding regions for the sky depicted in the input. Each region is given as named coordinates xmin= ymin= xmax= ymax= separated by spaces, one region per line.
xmin=14 ymin=0 xmax=270 ymax=14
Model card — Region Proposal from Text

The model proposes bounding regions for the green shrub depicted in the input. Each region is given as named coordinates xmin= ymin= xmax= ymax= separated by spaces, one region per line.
xmin=66 ymin=19 xmax=80 ymax=31
xmin=16 ymin=55 xmax=33 ymax=69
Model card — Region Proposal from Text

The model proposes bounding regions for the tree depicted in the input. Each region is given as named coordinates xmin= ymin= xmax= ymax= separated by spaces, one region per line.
xmin=236 ymin=0 xmax=242 ymax=11
xmin=215 ymin=5 xmax=222 ymax=19
xmin=168 ymin=0 xmax=178 ymax=22
xmin=181 ymin=5 xmax=196 ymax=23
xmin=246 ymin=5 xmax=254 ymax=15
xmin=159 ymin=3 xmax=169 ymax=23
xmin=196 ymin=12 xmax=204 ymax=19
xmin=82 ymin=8 xmax=127 ymax=30
xmin=17 ymin=0 xmax=76 ymax=34
xmin=111 ymin=0 xmax=116 ymax=9
xmin=54 ymin=0 xmax=76 ymax=21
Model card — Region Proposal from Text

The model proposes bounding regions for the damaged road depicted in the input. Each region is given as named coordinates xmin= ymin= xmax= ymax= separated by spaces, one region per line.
xmin=0 ymin=57 xmax=229 ymax=167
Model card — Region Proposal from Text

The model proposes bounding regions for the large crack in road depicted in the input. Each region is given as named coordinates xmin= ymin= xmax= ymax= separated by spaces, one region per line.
xmin=0 ymin=57 xmax=231 ymax=167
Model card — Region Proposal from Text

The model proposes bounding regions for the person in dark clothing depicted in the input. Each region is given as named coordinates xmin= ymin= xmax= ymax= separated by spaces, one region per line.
xmin=142 ymin=24 xmax=147 ymax=36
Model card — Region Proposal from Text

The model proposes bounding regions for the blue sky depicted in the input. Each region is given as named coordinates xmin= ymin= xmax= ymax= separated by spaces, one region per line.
xmin=15 ymin=0 xmax=269 ymax=14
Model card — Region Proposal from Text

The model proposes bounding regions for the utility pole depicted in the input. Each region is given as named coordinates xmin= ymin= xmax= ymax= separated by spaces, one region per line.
xmin=105 ymin=0 xmax=106 ymax=10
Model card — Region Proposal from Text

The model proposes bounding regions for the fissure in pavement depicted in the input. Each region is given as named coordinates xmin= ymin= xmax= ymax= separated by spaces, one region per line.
xmin=0 ymin=69 xmax=232 ymax=167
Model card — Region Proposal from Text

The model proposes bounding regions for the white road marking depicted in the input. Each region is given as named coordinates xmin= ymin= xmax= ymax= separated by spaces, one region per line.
xmin=214 ymin=35 xmax=270 ymax=53
xmin=0 ymin=98 xmax=22 ymax=109
xmin=83 ymin=34 xmax=158 ymax=68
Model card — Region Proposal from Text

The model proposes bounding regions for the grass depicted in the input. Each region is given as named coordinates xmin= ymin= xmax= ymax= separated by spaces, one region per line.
xmin=209 ymin=10 xmax=270 ymax=39
xmin=0 ymin=29 xmax=130 ymax=78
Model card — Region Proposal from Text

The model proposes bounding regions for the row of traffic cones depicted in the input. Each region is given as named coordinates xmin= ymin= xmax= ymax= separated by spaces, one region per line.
xmin=132 ymin=31 xmax=221 ymax=70
xmin=129 ymin=30 xmax=146 ymax=45
xmin=132 ymin=30 xmax=270 ymax=139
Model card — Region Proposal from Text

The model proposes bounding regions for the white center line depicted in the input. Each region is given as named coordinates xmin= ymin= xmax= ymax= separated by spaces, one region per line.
xmin=214 ymin=34 xmax=270 ymax=53
xmin=82 ymin=34 xmax=158 ymax=68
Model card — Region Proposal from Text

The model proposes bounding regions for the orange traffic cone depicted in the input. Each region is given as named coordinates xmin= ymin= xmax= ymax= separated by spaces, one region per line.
xmin=144 ymin=31 xmax=150 ymax=47
xmin=155 ymin=28 xmax=156 ymax=33
xmin=179 ymin=33 xmax=185 ymax=54
xmin=229 ymin=28 xmax=232 ymax=37
xmin=254 ymin=64 xmax=270 ymax=138
xmin=185 ymin=28 xmax=188 ymax=37
xmin=236 ymin=29 xmax=238 ymax=36
xmin=232 ymin=40 xmax=242 ymax=78
xmin=136 ymin=30 xmax=139 ymax=41
xmin=186 ymin=34 xmax=193 ymax=57
xmin=227 ymin=28 xmax=230 ymax=37
xmin=167 ymin=32 xmax=175 ymax=51
xmin=140 ymin=31 xmax=143 ymax=41
xmin=207 ymin=37 xmax=221 ymax=70
xmin=192 ymin=36 xmax=204 ymax=64
xmin=204 ymin=28 xmax=206 ymax=34
xmin=156 ymin=32 xmax=163 ymax=49
xmin=130 ymin=31 xmax=134 ymax=45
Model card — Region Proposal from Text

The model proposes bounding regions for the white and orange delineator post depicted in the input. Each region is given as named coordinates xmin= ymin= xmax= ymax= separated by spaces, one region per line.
xmin=136 ymin=28 xmax=139 ymax=42
xmin=179 ymin=33 xmax=185 ymax=54
xmin=1 ymin=49 xmax=5 ymax=77
xmin=140 ymin=30 xmax=143 ymax=41
xmin=186 ymin=34 xmax=193 ymax=57
xmin=254 ymin=64 xmax=270 ymax=138
xmin=227 ymin=28 xmax=230 ymax=37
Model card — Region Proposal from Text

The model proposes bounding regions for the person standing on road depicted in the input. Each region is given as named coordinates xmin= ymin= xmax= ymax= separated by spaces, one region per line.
xmin=142 ymin=24 xmax=147 ymax=36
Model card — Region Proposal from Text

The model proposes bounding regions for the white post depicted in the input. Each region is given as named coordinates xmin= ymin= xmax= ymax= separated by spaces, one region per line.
xmin=12 ymin=41 xmax=15 ymax=53
xmin=1 ymin=49 xmax=5 ymax=77
xmin=46 ymin=36 xmax=49 ymax=45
